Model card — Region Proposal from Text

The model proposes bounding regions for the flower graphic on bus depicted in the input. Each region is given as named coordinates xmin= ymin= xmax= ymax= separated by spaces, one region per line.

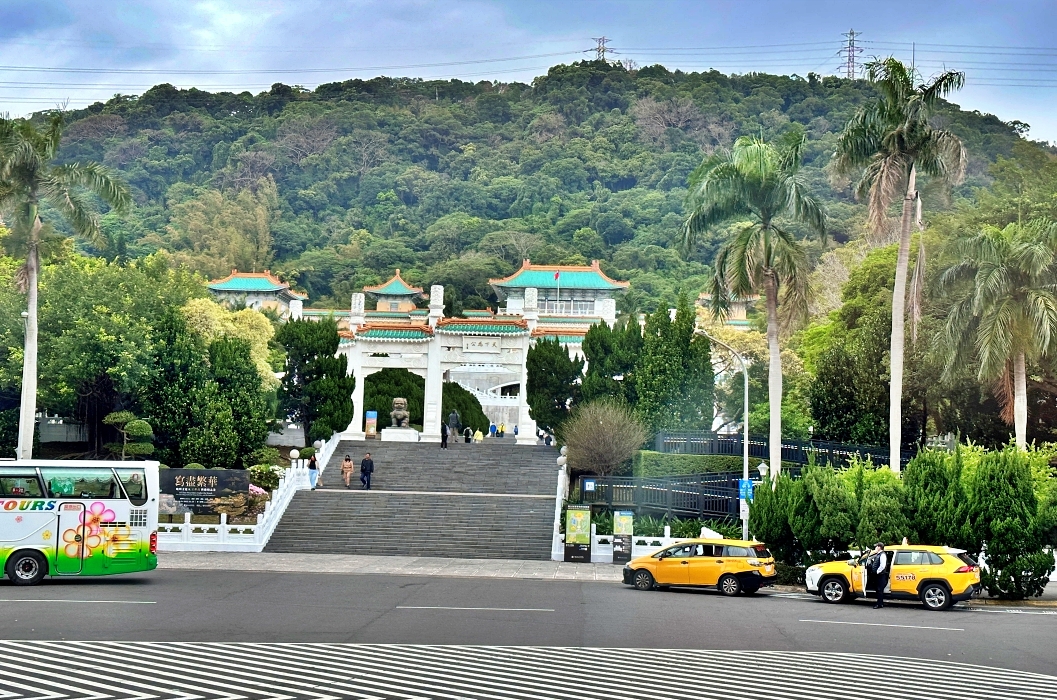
xmin=80 ymin=502 xmax=116 ymax=534
xmin=62 ymin=525 xmax=102 ymax=558
xmin=102 ymin=525 xmax=133 ymax=556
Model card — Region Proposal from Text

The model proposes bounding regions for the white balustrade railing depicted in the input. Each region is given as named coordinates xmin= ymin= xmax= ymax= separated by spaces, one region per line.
xmin=157 ymin=432 xmax=341 ymax=552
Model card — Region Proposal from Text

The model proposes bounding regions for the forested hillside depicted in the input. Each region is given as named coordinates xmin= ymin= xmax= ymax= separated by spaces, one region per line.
xmin=55 ymin=60 xmax=1026 ymax=311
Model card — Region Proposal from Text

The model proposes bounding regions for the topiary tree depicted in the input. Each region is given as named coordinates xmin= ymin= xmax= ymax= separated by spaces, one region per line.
xmin=180 ymin=384 xmax=239 ymax=469
xmin=903 ymin=448 xmax=973 ymax=549
xmin=276 ymin=318 xmax=355 ymax=441
xmin=749 ymin=471 xmax=803 ymax=565
xmin=559 ymin=398 xmax=647 ymax=476
xmin=855 ymin=481 xmax=911 ymax=549
xmin=441 ymin=381 xmax=489 ymax=433
xmin=102 ymin=411 xmax=154 ymax=460
xmin=968 ymin=447 xmax=1055 ymax=599
xmin=527 ymin=336 xmax=583 ymax=433
xmin=789 ymin=463 xmax=855 ymax=561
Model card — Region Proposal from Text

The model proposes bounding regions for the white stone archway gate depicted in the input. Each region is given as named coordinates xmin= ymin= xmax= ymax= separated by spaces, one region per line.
xmin=338 ymin=285 xmax=538 ymax=445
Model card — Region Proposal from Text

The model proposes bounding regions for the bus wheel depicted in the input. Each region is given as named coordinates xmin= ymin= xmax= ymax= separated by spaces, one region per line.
xmin=6 ymin=550 xmax=47 ymax=586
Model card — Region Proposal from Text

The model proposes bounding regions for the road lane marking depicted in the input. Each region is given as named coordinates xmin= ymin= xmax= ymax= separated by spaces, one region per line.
xmin=396 ymin=605 xmax=555 ymax=611
xmin=0 ymin=599 xmax=156 ymax=604
xmin=800 ymin=619 xmax=963 ymax=631
xmin=963 ymin=607 xmax=1057 ymax=615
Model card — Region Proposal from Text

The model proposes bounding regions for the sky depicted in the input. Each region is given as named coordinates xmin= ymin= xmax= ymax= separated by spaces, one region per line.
xmin=1 ymin=0 xmax=1056 ymax=142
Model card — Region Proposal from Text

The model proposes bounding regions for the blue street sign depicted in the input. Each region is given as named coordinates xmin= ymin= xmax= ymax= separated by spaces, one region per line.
xmin=738 ymin=478 xmax=754 ymax=502
xmin=584 ymin=479 xmax=596 ymax=493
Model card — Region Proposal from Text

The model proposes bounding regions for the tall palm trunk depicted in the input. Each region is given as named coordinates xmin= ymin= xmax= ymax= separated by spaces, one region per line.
xmin=888 ymin=166 xmax=917 ymax=473
xmin=1013 ymin=352 xmax=1027 ymax=450
xmin=16 ymin=217 xmax=41 ymax=459
xmin=764 ymin=272 xmax=782 ymax=482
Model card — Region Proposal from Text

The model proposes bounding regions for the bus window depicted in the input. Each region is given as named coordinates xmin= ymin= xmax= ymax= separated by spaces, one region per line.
xmin=0 ymin=468 xmax=44 ymax=497
xmin=115 ymin=468 xmax=148 ymax=506
xmin=40 ymin=468 xmax=120 ymax=499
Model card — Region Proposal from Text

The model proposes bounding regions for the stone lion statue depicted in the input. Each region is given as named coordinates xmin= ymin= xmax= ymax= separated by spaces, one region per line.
xmin=390 ymin=397 xmax=410 ymax=427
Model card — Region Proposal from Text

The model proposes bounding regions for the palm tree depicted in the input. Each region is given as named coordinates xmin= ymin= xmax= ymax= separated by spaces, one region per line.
xmin=939 ymin=220 xmax=1057 ymax=449
xmin=681 ymin=131 xmax=826 ymax=480
xmin=833 ymin=58 xmax=966 ymax=471
xmin=0 ymin=114 xmax=130 ymax=458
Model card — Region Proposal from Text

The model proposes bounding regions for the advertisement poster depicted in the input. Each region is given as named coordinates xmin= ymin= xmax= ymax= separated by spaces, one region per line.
xmin=365 ymin=410 xmax=378 ymax=438
xmin=612 ymin=510 xmax=634 ymax=564
xmin=159 ymin=469 xmax=250 ymax=515
xmin=564 ymin=505 xmax=592 ymax=562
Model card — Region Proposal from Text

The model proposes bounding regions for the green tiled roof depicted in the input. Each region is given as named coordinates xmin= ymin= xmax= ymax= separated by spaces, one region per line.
xmin=537 ymin=335 xmax=586 ymax=344
xmin=409 ymin=309 xmax=429 ymax=316
xmin=463 ymin=310 xmax=494 ymax=318
xmin=491 ymin=266 xmax=626 ymax=290
xmin=365 ymin=311 xmax=410 ymax=318
xmin=438 ymin=323 xmax=527 ymax=335
xmin=538 ymin=316 xmax=599 ymax=324
xmin=358 ymin=328 xmax=432 ymax=340
xmin=210 ymin=277 xmax=284 ymax=292
xmin=303 ymin=308 xmax=344 ymax=316
xmin=364 ymin=271 xmax=422 ymax=297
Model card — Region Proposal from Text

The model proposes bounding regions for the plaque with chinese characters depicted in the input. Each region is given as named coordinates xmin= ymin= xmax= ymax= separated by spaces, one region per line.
xmin=462 ymin=336 xmax=501 ymax=353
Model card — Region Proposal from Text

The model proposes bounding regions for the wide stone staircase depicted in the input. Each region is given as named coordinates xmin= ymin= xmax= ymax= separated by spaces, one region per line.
xmin=264 ymin=440 xmax=558 ymax=560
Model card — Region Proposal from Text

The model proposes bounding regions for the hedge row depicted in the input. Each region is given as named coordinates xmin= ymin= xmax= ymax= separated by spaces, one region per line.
xmin=633 ymin=450 xmax=800 ymax=477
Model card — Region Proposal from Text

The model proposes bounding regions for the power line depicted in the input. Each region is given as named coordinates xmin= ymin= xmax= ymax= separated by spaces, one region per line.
xmin=839 ymin=29 xmax=863 ymax=79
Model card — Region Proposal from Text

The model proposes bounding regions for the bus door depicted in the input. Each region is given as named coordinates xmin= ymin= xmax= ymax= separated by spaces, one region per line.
xmin=56 ymin=502 xmax=86 ymax=574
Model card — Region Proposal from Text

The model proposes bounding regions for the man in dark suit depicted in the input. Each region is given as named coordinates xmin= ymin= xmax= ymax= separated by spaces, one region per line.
xmin=360 ymin=453 xmax=374 ymax=490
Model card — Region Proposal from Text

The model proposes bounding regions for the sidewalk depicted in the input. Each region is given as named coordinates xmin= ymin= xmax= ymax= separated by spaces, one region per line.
xmin=158 ymin=551 xmax=625 ymax=582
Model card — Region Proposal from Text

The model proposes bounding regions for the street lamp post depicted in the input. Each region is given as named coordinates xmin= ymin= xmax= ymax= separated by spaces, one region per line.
xmin=698 ymin=330 xmax=750 ymax=541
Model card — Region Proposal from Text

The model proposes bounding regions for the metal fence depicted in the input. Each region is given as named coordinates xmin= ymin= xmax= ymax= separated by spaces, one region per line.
xmin=575 ymin=473 xmax=741 ymax=520
xmin=653 ymin=431 xmax=915 ymax=470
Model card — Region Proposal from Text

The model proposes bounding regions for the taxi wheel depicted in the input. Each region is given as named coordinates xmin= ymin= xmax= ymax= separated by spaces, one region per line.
xmin=718 ymin=574 xmax=742 ymax=596
xmin=632 ymin=570 xmax=656 ymax=591
xmin=920 ymin=583 xmax=952 ymax=611
xmin=6 ymin=550 xmax=47 ymax=586
xmin=820 ymin=577 xmax=849 ymax=604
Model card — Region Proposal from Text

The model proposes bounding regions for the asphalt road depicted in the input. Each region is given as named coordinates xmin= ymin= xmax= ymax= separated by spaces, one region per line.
xmin=2 ymin=569 xmax=1056 ymax=675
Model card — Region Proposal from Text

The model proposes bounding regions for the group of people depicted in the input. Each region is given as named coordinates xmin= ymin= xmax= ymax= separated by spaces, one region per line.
xmin=339 ymin=453 xmax=374 ymax=490
xmin=438 ymin=410 xmax=519 ymax=448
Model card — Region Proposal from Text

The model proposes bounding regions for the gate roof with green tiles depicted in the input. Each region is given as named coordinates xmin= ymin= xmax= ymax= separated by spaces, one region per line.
xmin=489 ymin=259 xmax=628 ymax=294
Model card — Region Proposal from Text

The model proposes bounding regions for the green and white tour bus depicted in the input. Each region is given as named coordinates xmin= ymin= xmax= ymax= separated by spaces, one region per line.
xmin=1 ymin=460 xmax=159 ymax=585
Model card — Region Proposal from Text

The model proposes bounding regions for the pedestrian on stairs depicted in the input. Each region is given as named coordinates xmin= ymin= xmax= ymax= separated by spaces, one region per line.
xmin=463 ymin=426 xmax=472 ymax=443
xmin=440 ymin=422 xmax=449 ymax=449
xmin=341 ymin=455 xmax=355 ymax=489
xmin=360 ymin=453 xmax=374 ymax=490
xmin=448 ymin=410 xmax=461 ymax=444
xmin=474 ymin=428 xmax=484 ymax=443
xmin=489 ymin=422 xmax=497 ymax=438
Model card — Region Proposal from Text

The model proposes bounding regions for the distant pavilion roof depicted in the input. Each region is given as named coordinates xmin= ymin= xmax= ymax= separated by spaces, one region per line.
xmin=462 ymin=310 xmax=495 ymax=318
xmin=209 ymin=270 xmax=307 ymax=299
xmin=532 ymin=327 xmax=588 ymax=344
xmin=489 ymin=260 xmax=628 ymax=292
xmin=436 ymin=318 xmax=528 ymax=336
xmin=364 ymin=269 xmax=423 ymax=297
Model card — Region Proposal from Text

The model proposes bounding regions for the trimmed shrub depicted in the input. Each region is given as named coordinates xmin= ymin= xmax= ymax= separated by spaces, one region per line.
xmin=634 ymin=450 xmax=799 ymax=477
xmin=775 ymin=563 xmax=806 ymax=586
xmin=750 ymin=472 xmax=804 ymax=565
xmin=969 ymin=447 xmax=1055 ymax=599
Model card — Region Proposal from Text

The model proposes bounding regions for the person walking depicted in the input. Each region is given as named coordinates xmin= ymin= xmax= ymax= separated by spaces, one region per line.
xmin=513 ymin=425 xmax=518 ymax=439
xmin=473 ymin=428 xmax=484 ymax=443
xmin=308 ymin=453 xmax=320 ymax=489
xmin=360 ymin=452 xmax=374 ymax=490
xmin=340 ymin=454 xmax=355 ymax=489
xmin=440 ymin=421 xmax=449 ymax=449
xmin=463 ymin=426 xmax=472 ymax=444
xmin=489 ymin=422 xmax=497 ymax=439
xmin=498 ymin=422 xmax=506 ymax=438
xmin=869 ymin=542 xmax=889 ymax=609
xmin=447 ymin=410 xmax=461 ymax=445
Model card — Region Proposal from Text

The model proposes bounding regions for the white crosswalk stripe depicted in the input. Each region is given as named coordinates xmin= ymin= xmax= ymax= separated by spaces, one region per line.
xmin=0 ymin=642 xmax=1054 ymax=700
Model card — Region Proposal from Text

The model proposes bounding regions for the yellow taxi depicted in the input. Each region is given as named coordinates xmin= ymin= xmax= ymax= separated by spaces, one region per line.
xmin=622 ymin=538 xmax=777 ymax=595
xmin=805 ymin=544 xmax=982 ymax=610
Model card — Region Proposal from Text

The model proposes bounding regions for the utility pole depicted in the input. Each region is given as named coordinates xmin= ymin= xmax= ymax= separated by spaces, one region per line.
xmin=591 ymin=36 xmax=612 ymax=62
xmin=839 ymin=29 xmax=862 ymax=79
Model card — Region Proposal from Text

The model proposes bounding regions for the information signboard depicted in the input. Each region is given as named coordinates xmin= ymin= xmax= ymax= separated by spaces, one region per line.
xmin=365 ymin=411 xmax=378 ymax=438
xmin=612 ymin=510 xmax=634 ymax=564
xmin=564 ymin=505 xmax=592 ymax=562
xmin=159 ymin=469 xmax=250 ymax=515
